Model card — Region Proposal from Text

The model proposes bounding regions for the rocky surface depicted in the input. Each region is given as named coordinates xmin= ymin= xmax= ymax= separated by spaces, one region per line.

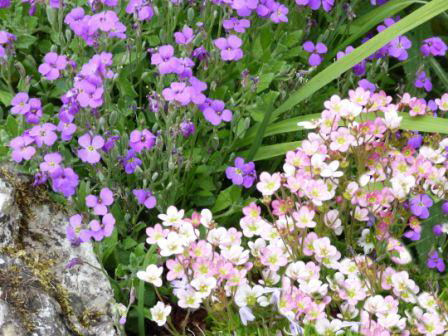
xmin=0 ymin=166 xmax=118 ymax=336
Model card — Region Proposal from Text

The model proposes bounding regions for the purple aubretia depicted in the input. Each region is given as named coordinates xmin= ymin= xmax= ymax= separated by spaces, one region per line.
xmin=40 ymin=152 xmax=63 ymax=174
xmin=303 ymin=41 xmax=327 ymax=66
xmin=409 ymin=194 xmax=433 ymax=219
xmin=420 ymin=37 xmax=447 ymax=57
xmin=129 ymin=129 xmax=156 ymax=153
xmin=38 ymin=52 xmax=68 ymax=81
xmin=9 ymin=135 xmax=36 ymax=163
xmin=51 ymin=167 xmax=79 ymax=198
xmin=225 ymin=157 xmax=256 ymax=188
xmin=174 ymin=26 xmax=194 ymax=45
xmin=86 ymin=188 xmax=114 ymax=215
xmin=133 ymin=189 xmax=157 ymax=209
xmin=88 ymin=213 xmax=115 ymax=241
xmin=214 ymin=35 xmax=243 ymax=62
xmin=427 ymin=251 xmax=445 ymax=272
xmin=388 ymin=36 xmax=412 ymax=61
xmin=295 ymin=0 xmax=334 ymax=12
xmin=121 ymin=149 xmax=142 ymax=174
xmin=77 ymin=133 xmax=104 ymax=164
xmin=66 ymin=214 xmax=91 ymax=245
xmin=414 ymin=71 xmax=432 ymax=92
xmin=199 ymin=99 xmax=233 ymax=126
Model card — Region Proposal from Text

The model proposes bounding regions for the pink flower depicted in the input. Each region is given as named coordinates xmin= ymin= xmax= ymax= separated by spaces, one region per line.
xmin=329 ymin=127 xmax=355 ymax=152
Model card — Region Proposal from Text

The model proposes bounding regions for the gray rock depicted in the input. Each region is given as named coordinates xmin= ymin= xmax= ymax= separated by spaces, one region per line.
xmin=0 ymin=167 xmax=118 ymax=336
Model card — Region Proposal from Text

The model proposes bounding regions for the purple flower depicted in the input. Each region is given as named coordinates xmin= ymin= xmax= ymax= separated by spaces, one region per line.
xmin=25 ymin=98 xmax=43 ymax=124
xmin=129 ymin=129 xmax=156 ymax=153
xmin=192 ymin=46 xmax=209 ymax=61
xmin=89 ymin=213 xmax=115 ymax=241
xmin=414 ymin=71 xmax=432 ymax=92
xmin=200 ymin=99 xmax=233 ymax=126
xmin=388 ymin=36 xmax=411 ymax=61
xmin=433 ymin=225 xmax=443 ymax=236
xmin=66 ymin=214 xmax=91 ymax=245
xmin=11 ymin=92 xmax=30 ymax=115
xmin=151 ymin=45 xmax=177 ymax=74
xmin=74 ymin=78 xmax=104 ymax=108
xmin=214 ymin=35 xmax=243 ymax=61
xmin=225 ymin=157 xmax=256 ymax=188
xmin=103 ymin=135 xmax=120 ymax=153
xmin=223 ymin=18 xmax=250 ymax=33
xmin=174 ymin=26 xmax=194 ymax=45
xmin=409 ymin=194 xmax=433 ymax=219
xmin=77 ymin=133 xmax=104 ymax=164
xmin=162 ymin=82 xmax=191 ymax=106
xmin=126 ymin=0 xmax=153 ymax=21
xmin=303 ymin=41 xmax=327 ymax=66
xmin=121 ymin=149 xmax=142 ymax=174
xmin=38 ymin=52 xmax=68 ymax=81
xmin=50 ymin=167 xmax=79 ymax=198
xmin=441 ymin=201 xmax=448 ymax=214
xmin=427 ymin=251 xmax=445 ymax=272
xmin=180 ymin=121 xmax=195 ymax=137
xmin=29 ymin=123 xmax=58 ymax=147
xmin=133 ymin=189 xmax=157 ymax=209
xmin=407 ymin=134 xmax=423 ymax=149
xmin=269 ymin=3 xmax=288 ymax=23
xmin=336 ymin=46 xmax=366 ymax=76
xmin=9 ymin=135 xmax=36 ymax=163
xmin=33 ymin=172 xmax=48 ymax=186
xmin=295 ymin=0 xmax=334 ymax=12
xmin=358 ymin=79 xmax=376 ymax=93
xmin=403 ymin=228 xmax=421 ymax=241
xmin=0 ymin=0 xmax=11 ymax=8
xmin=57 ymin=113 xmax=77 ymax=141
xmin=40 ymin=152 xmax=63 ymax=174
xmin=421 ymin=37 xmax=447 ymax=57
xmin=86 ymin=188 xmax=114 ymax=215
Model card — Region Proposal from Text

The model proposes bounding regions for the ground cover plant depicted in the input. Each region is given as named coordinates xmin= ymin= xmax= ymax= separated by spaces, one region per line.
xmin=1 ymin=0 xmax=448 ymax=334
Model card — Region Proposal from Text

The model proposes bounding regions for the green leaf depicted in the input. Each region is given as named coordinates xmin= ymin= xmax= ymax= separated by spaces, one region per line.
xmin=212 ymin=185 xmax=241 ymax=213
xmin=256 ymin=73 xmax=275 ymax=93
xmin=5 ymin=115 xmax=18 ymax=137
xmin=0 ymin=91 xmax=13 ymax=106
xmin=15 ymin=34 xmax=37 ymax=49
xmin=240 ymin=113 xmax=320 ymax=147
xmin=244 ymin=0 xmax=448 ymax=157
xmin=416 ymin=201 xmax=444 ymax=266
xmin=239 ymin=141 xmax=302 ymax=161
xmin=429 ymin=57 xmax=448 ymax=91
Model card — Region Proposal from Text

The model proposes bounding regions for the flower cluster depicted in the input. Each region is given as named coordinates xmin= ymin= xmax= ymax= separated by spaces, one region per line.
xmin=139 ymin=88 xmax=448 ymax=335
xmin=0 ymin=30 xmax=15 ymax=60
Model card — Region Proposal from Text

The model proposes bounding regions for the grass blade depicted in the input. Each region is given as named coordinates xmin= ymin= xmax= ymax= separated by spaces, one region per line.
xmin=429 ymin=57 xmax=448 ymax=91
xmin=240 ymin=141 xmax=302 ymax=161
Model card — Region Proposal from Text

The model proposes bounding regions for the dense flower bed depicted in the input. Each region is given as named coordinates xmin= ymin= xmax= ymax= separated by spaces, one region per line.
xmin=1 ymin=0 xmax=448 ymax=334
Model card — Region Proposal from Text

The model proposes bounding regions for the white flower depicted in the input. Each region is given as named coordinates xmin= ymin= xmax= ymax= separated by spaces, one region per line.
xmin=390 ymin=174 xmax=415 ymax=200
xmin=238 ymin=306 xmax=255 ymax=326
xmin=382 ymin=105 xmax=402 ymax=130
xmin=158 ymin=232 xmax=185 ymax=257
xmin=256 ymin=172 xmax=281 ymax=196
xmin=235 ymin=284 xmax=266 ymax=307
xmin=297 ymin=120 xmax=319 ymax=129
xmin=158 ymin=205 xmax=185 ymax=226
xmin=321 ymin=160 xmax=343 ymax=178
xmin=150 ymin=301 xmax=171 ymax=327
xmin=293 ymin=206 xmax=316 ymax=229
xmin=363 ymin=295 xmax=386 ymax=315
xmin=177 ymin=289 xmax=202 ymax=309
xmin=324 ymin=209 xmax=343 ymax=235
xmin=191 ymin=276 xmax=217 ymax=298
xmin=200 ymin=209 xmax=213 ymax=228
xmin=315 ymin=318 xmax=343 ymax=335
xmin=136 ymin=264 xmax=163 ymax=287
xmin=357 ymin=229 xmax=374 ymax=254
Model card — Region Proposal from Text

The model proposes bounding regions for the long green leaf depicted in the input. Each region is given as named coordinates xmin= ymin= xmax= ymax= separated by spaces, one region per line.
xmin=239 ymin=113 xmax=321 ymax=147
xmin=245 ymin=0 xmax=448 ymax=158
xmin=240 ymin=141 xmax=302 ymax=161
